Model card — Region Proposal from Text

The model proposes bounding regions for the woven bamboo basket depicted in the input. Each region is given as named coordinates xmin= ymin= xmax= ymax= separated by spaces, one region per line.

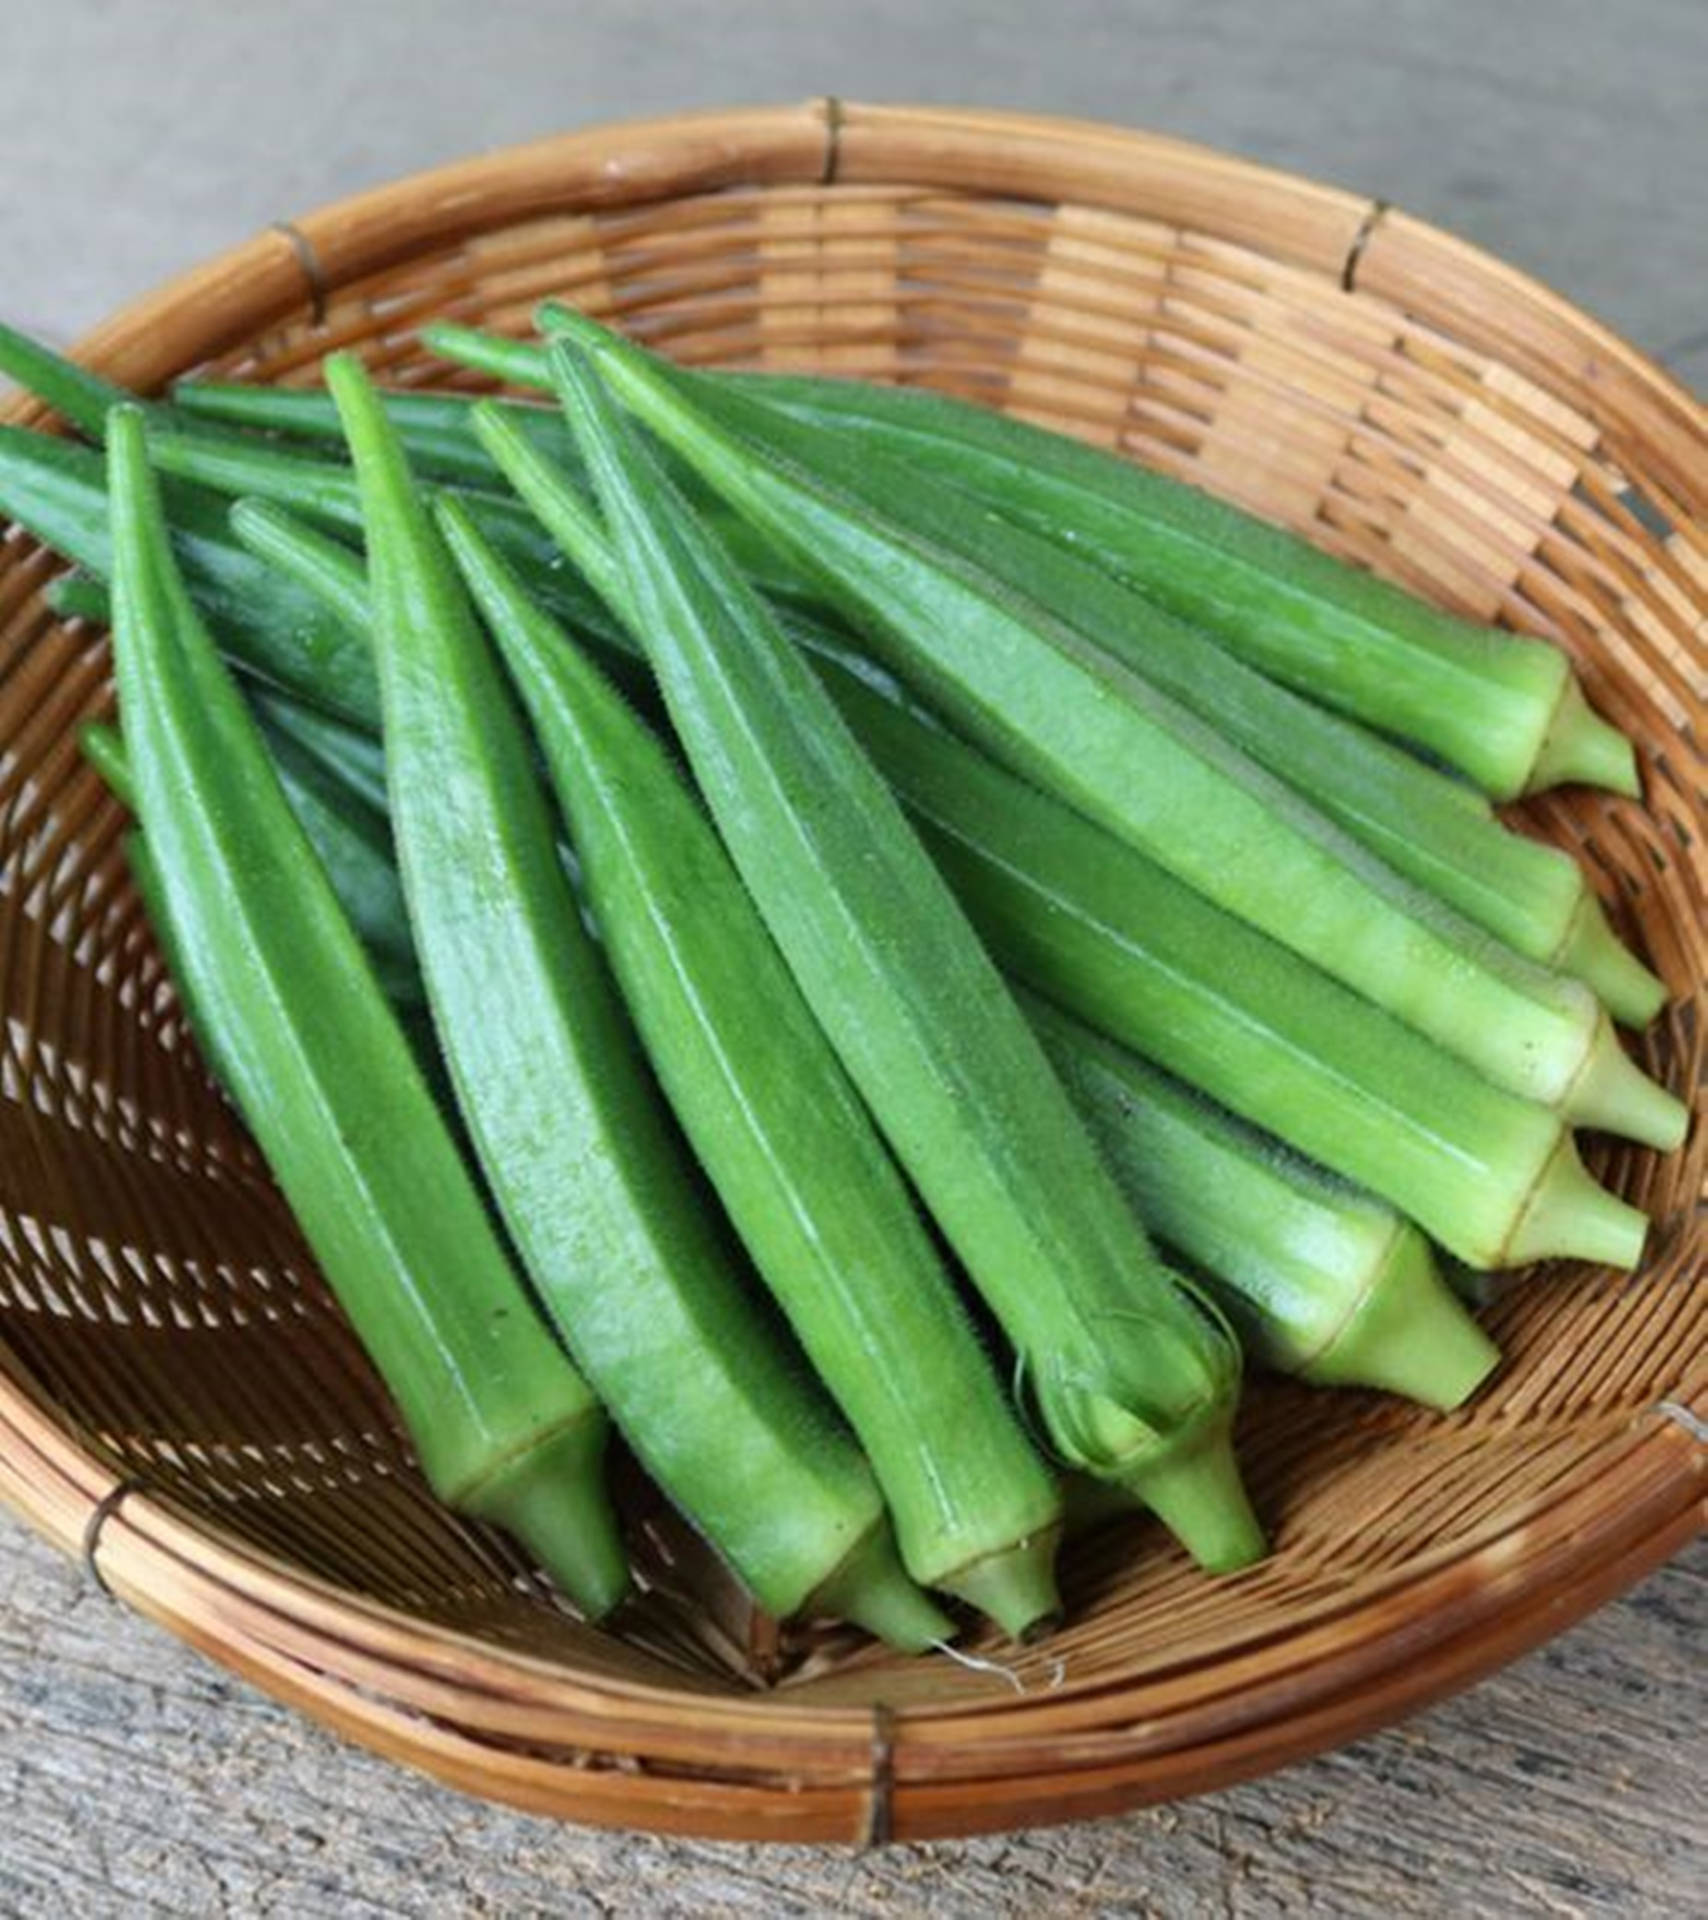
xmin=0 ymin=101 xmax=1701 ymax=1845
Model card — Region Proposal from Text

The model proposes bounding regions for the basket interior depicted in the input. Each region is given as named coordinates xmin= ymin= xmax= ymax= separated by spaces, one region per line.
xmin=0 ymin=169 xmax=1701 ymax=1711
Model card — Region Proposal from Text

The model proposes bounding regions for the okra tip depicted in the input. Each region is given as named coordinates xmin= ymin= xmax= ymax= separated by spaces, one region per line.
xmin=806 ymin=1523 xmax=956 ymax=1653
xmin=1562 ymin=1020 xmax=1688 ymax=1150
xmin=1525 ymin=672 xmax=1641 ymax=799
xmin=1304 ymin=1231 xmax=1501 ymax=1411
xmin=459 ymin=1417 xmax=631 ymax=1623
xmin=934 ymin=1526 xmax=1065 ymax=1644
xmin=1500 ymin=1135 xmax=1650 ymax=1271
xmin=78 ymin=721 xmax=133 ymax=806
xmin=1554 ymin=893 xmax=1669 ymax=1030
xmin=1112 ymin=1414 xmax=1266 ymax=1576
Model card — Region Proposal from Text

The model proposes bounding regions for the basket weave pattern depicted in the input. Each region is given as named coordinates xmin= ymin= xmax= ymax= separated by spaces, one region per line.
xmin=0 ymin=103 xmax=1701 ymax=1842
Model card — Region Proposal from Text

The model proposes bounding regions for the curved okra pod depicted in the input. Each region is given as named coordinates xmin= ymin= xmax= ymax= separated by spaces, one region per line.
xmin=102 ymin=405 xmax=626 ymax=1618
xmin=327 ymin=355 xmax=948 ymax=1647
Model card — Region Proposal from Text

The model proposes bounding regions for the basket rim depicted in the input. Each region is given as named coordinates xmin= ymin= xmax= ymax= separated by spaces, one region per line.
xmin=0 ymin=97 xmax=1702 ymax=1844
xmin=2 ymin=1369 xmax=1700 ymax=1839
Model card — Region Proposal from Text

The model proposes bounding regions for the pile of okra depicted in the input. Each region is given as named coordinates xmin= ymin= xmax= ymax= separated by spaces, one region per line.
xmin=0 ymin=307 xmax=1684 ymax=1647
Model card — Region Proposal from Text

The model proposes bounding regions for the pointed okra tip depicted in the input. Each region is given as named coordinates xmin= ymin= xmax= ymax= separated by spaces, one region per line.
xmin=1556 ymin=892 xmax=1669 ymax=1031
xmin=1526 ymin=670 xmax=1642 ymax=799
xmin=808 ymin=1523 xmax=954 ymax=1653
xmin=462 ymin=1415 xmax=631 ymax=1623
xmin=1039 ymin=1353 xmax=1265 ymax=1576
xmin=934 ymin=1527 xmax=1065 ymax=1643
xmin=1565 ymin=1017 xmax=1689 ymax=1152
xmin=1305 ymin=1229 xmax=1501 ymax=1412
xmin=535 ymin=298 xmax=607 ymax=349
xmin=1502 ymin=1133 xmax=1651 ymax=1271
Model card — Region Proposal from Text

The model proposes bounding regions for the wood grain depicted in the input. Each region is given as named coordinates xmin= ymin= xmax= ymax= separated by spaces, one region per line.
xmin=1 ymin=1515 xmax=1700 ymax=1916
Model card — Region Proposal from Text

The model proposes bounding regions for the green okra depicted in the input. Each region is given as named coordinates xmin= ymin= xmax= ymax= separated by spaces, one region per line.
xmin=248 ymin=683 xmax=391 ymax=818
xmin=137 ymin=418 xmax=687 ymax=702
xmin=818 ymin=661 xmax=1648 ymax=1273
xmin=0 ymin=426 xmax=378 ymax=723
xmin=164 ymin=351 xmax=1669 ymax=1029
xmin=436 ymin=493 xmax=1065 ymax=1636
xmin=431 ymin=312 xmax=1632 ymax=805
xmin=544 ymin=314 xmax=1681 ymax=1150
xmin=82 ymin=703 xmax=419 ymax=1014
xmin=45 ymin=569 xmax=112 ymax=623
xmin=224 ymin=481 xmax=1066 ymax=1632
xmin=0 ymin=321 xmax=180 ymax=438
xmin=717 ymin=364 xmax=1640 ymax=802
xmin=102 ymin=404 xmax=626 ymax=1617
xmin=660 ymin=377 xmax=1665 ymax=1030
xmin=1028 ymin=998 xmax=1500 ymax=1409
xmin=327 ymin=354 xmax=947 ymax=1646
xmin=534 ymin=340 xmax=1261 ymax=1573
xmin=174 ymin=371 xmax=577 ymax=490
xmin=197 ymin=492 xmax=1651 ymax=1281
xmin=78 ymin=721 xmax=241 ymax=1082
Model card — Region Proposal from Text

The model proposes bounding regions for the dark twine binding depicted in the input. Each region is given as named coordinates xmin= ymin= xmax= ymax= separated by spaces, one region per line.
xmin=862 ymin=1700 xmax=896 ymax=1847
xmin=270 ymin=219 xmax=331 ymax=327
xmin=82 ymin=1476 xmax=149 ymax=1598
xmin=1341 ymin=199 xmax=1391 ymax=294
xmin=819 ymin=96 xmax=846 ymax=187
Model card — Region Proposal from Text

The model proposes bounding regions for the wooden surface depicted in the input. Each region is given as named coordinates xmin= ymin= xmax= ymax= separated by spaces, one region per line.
xmin=1 ymin=2 xmax=1702 ymax=1910
xmin=1 ymin=1516 xmax=1701 ymax=1915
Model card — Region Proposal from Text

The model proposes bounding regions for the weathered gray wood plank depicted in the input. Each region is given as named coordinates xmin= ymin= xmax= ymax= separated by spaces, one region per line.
xmin=0 ymin=1514 xmax=1700 ymax=1918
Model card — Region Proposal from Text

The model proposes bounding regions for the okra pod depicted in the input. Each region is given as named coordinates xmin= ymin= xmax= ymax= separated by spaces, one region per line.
xmin=196 ymin=496 xmax=1649 ymax=1283
xmin=102 ymin=405 xmax=626 ymax=1617
xmin=668 ymin=380 xmax=1665 ymax=1029
xmin=45 ymin=569 xmax=112 ymax=623
xmin=819 ymin=663 xmax=1647 ymax=1272
xmin=175 ymin=372 xmax=576 ymax=491
xmin=83 ymin=702 xmax=418 ymax=1014
xmin=736 ymin=372 xmax=1640 ymax=800
xmin=0 ymin=426 xmax=378 ymax=724
xmin=432 ymin=314 xmax=1637 ymax=802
